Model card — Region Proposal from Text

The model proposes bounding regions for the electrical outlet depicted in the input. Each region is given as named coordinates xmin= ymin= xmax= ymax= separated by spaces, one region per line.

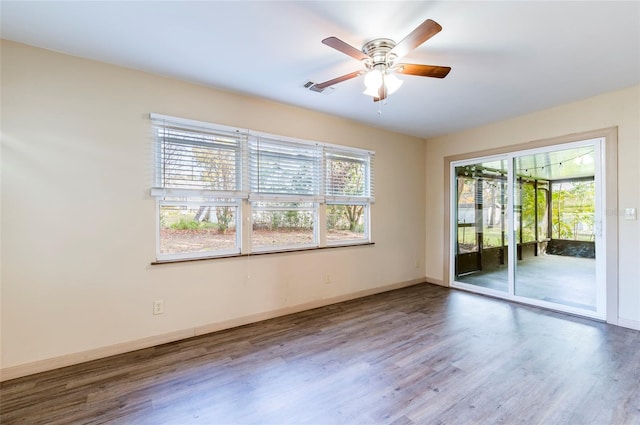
xmin=325 ymin=274 xmax=333 ymax=283
xmin=153 ymin=299 xmax=164 ymax=315
xmin=415 ymin=259 xmax=420 ymax=269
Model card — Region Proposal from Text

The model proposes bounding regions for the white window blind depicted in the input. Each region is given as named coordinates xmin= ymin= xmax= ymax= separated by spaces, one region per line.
xmin=325 ymin=149 xmax=375 ymax=202
xmin=249 ymin=136 xmax=322 ymax=201
xmin=150 ymin=113 xmax=375 ymax=260
xmin=151 ymin=116 xmax=247 ymax=199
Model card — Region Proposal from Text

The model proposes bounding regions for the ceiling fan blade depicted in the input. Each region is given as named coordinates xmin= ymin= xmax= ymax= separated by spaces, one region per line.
xmin=389 ymin=19 xmax=442 ymax=60
xmin=313 ymin=71 xmax=363 ymax=89
xmin=322 ymin=37 xmax=370 ymax=62
xmin=396 ymin=63 xmax=451 ymax=78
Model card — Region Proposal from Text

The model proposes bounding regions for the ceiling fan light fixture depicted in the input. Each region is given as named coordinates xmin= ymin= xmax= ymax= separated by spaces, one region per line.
xmin=384 ymin=73 xmax=403 ymax=95
xmin=363 ymin=69 xmax=383 ymax=91
xmin=363 ymin=85 xmax=381 ymax=97
xmin=363 ymin=71 xmax=403 ymax=97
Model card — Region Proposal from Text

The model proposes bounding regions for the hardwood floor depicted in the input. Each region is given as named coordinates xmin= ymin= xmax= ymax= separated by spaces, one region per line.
xmin=1 ymin=283 xmax=639 ymax=424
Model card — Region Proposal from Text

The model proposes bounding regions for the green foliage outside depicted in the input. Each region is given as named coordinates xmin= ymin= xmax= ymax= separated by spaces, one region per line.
xmin=519 ymin=182 xmax=536 ymax=242
xmin=456 ymin=175 xmax=594 ymax=250
xmin=327 ymin=205 xmax=364 ymax=233
xmin=551 ymin=181 xmax=595 ymax=241
xmin=516 ymin=182 xmax=543 ymax=243
xmin=194 ymin=147 xmax=236 ymax=235
xmin=161 ymin=208 xmax=235 ymax=234
xmin=328 ymin=158 xmax=366 ymax=232
xmin=170 ymin=217 xmax=218 ymax=230
xmin=254 ymin=209 xmax=314 ymax=231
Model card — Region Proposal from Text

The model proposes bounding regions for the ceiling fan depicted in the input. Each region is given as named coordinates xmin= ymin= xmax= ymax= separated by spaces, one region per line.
xmin=312 ymin=19 xmax=451 ymax=102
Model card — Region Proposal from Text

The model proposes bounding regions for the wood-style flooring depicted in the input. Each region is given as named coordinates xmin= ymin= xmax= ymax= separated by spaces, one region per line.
xmin=1 ymin=283 xmax=639 ymax=424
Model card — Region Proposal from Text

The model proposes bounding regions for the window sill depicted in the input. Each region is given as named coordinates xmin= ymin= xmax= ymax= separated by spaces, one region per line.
xmin=151 ymin=242 xmax=375 ymax=265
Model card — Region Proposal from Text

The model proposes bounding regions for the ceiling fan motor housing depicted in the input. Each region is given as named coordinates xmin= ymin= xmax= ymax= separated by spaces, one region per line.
xmin=362 ymin=38 xmax=397 ymax=71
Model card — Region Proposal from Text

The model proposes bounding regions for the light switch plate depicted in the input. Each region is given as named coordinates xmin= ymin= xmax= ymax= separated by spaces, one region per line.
xmin=624 ymin=207 xmax=637 ymax=220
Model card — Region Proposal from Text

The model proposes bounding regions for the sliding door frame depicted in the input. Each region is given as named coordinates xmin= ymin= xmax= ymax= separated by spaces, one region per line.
xmin=443 ymin=127 xmax=618 ymax=324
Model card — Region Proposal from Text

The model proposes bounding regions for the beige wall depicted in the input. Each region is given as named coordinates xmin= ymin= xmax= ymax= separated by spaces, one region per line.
xmin=425 ymin=84 xmax=640 ymax=328
xmin=1 ymin=40 xmax=427 ymax=377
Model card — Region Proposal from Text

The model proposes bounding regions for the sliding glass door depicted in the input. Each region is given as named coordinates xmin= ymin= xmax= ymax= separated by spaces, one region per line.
xmin=451 ymin=139 xmax=605 ymax=319
xmin=454 ymin=159 xmax=509 ymax=294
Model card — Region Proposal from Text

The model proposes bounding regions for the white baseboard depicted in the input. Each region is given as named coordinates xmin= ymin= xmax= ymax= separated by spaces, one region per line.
xmin=617 ymin=317 xmax=640 ymax=331
xmin=0 ymin=328 xmax=196 ymax=382
xmin=0 ymin=278 xmax=425 ymax=382
xmin=194 ymin=277 xmax=424 ymax=337
xmin=425 ymin=278 xmax=447 ymax=287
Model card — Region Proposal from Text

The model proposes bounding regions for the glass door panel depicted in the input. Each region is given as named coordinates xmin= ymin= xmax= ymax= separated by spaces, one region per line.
xmin=454 ymin=159 xmax=508 ymax=292
xmin=513 ymin=146 xmax=597 ymax=311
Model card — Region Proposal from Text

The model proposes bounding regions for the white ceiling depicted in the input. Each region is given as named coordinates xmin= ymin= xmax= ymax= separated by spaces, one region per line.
xmin=2 ymin=1 xmax=639 ymax=139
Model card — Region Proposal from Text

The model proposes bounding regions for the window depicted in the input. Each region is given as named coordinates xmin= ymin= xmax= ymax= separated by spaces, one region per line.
xmin=150 ymin=113 xmax=374 ymax=261
xmin=325 ymin=149 xmax=373 ymax=244
xmin=249 ymin=137 xmax=321 ymax=251
xmin=159 ymin=200 xmax=238 ymax=257
xmin=152 ymin=117 xmax=246 ymax=260
xmin=252 ymin=202 xmax=316 ymax=250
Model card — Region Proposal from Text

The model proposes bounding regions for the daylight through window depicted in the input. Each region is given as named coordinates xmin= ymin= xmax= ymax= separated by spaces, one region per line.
xmin=151 ymin=113 xmax=374 ymax=261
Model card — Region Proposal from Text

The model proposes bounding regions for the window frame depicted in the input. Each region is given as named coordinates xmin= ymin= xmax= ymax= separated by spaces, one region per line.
xmin=150 ymin=113 xmax=374 ymax=262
